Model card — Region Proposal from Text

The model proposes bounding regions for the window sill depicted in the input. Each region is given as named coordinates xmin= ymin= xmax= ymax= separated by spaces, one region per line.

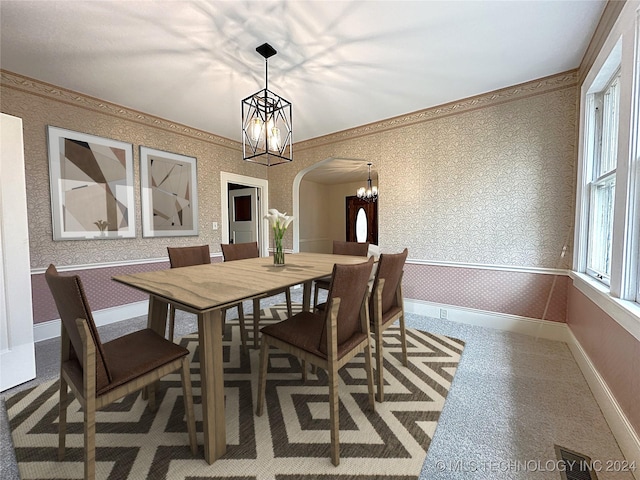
xmin=570 ymin=271 xmax=640 ymax=342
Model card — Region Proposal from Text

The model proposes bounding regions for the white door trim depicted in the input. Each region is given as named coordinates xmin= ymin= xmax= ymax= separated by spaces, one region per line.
xmin=220 ymin=172 xmax=269 ymax=256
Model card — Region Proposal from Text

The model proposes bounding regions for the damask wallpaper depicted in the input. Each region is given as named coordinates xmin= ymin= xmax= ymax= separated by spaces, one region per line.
xmin=2 ymin=69 xmax=576 ymax=326
xmin=0 ymin=70 xmax=266 ymax=268
xmin=267 ymin=71 xmax=577 ymax=270
xmin=1 ymin=70 xmax=576 ymax=271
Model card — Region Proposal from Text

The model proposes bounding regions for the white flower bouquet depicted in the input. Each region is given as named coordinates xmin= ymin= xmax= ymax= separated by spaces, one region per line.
xmin=264 ymin=208 xmax=294 ymax=265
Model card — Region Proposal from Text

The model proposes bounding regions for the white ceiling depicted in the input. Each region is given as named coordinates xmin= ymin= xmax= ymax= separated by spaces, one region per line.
xmin=1 ymin=0 xmax=605 ymax=148
xmin=303 ymin=158 xmax=379 ymax=184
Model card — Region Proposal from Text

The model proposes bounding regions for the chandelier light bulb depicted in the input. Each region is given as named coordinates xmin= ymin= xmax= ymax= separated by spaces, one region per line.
xmin=269 ymin=125 xmax=281 ymax=151
xmin=250 ymin=117 xmax=263 ymax=142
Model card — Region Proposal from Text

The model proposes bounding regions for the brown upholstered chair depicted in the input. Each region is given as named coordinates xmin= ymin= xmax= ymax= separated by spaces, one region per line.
xmin=44 ymin=265 xmax=197 ymax=480
xmin=167 ymin=245 xmax=248 ymax=349
xmin=313 ymin=240 xmax=370 ymax=309
xmin=256 ymin=258 xmax=376 ymax=466
xmin=221 ymin=241 xmax=292 ymax=348
xmin=369 ymin=248 xmax=409 ymax=402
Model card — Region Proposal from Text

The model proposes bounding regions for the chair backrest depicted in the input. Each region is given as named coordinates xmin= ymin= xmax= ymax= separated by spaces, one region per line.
xmin=319 ymin=258 xmax=374 ymax=354
xmin=167 ymin=245 xmax=211 ymax=268
xmin=221 ymin=242 xmax=260 ymax=262
xmin=44 ymin=264 xmax=112 ymax=392
xmin=333 ymin=240 xmax=369 ymax=256
xmin=371 ymin=248 xmax=408 ymax=314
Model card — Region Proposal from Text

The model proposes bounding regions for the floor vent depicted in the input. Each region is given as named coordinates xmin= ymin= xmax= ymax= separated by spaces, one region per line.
xmin=555 ymin=445 xmax=599 ymax=480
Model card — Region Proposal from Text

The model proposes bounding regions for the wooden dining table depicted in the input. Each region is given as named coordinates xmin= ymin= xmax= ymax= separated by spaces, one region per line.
xmin=112 ymin=252 xmax=369 ymax=464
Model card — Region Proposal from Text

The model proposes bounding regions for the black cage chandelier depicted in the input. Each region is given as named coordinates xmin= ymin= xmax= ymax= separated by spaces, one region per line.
xmin=241 ymin=43 xmax=293 ymax=166
xmin=357 ymin=163 xmax=378 ymax=202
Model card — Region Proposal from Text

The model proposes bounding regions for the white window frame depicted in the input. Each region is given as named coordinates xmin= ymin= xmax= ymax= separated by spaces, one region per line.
xmin=615 ymin=8 xmax=640 ymax=303
xmin=574 ymin=0 xmax=640 ymax=339
xmin=632 ymin=11 xmax=640 ymax=304
xmin=585 ymin=71 xmax=621 ymax=285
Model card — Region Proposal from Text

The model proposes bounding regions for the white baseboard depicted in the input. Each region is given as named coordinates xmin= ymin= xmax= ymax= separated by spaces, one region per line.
xmin=33 ymin=300 xmax=149 ymax=343
xmin=566 ymin=328 xmax=640 ymax=480
xmin=404 ymin=299 xmax=569 ymax=342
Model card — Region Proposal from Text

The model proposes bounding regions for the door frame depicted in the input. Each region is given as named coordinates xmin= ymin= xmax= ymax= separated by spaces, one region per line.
xmin=220 ymin=172 xmax=269 ymax=256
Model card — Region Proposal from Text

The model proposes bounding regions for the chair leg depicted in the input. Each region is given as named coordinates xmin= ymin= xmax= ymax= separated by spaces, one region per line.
xmin=301 ymin=359 xmax=307 ymax=382
xmin=148 ymin=381 xmax=157 ymax=412
xmin=221 ymin=308 xmax=227 ymax=335
xmin=328 ymin=361 xmax=340 ymax=466
xmin=253 ymin=298 xmax=261 ymax=349
xmin=57 ymin=376 xmax=68 ymax=461
xmin=168 ymin=305 xmax=176 ymax=342
xmin=375 ymin=327 xmax=385 ymax=403
xmin=313 ymin=282 xmax=319 ymax=309
xmin=237 ymin=302 xmax=248 ymax=351
xmin=256 ymin=337 xmax=270 ymax=416
xmin=399 ymin=314 xmax=408 ymax=367
xmin=180 ymin=357 xmax=198 ymax=455
xmin=84 ymin=397 xmax=96 ymax=480
xmin=364 ymin=341 xmax=376 ymax=411
xmin=285 ymin=288 xmax=292 ymax=317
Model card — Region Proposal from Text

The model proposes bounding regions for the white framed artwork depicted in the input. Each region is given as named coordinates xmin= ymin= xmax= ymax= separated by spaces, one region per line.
xmin=140 ymin=146 xmax=198 ymax=237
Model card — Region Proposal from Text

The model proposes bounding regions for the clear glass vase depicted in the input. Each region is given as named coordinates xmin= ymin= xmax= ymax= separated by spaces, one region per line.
xmin=273 ymin=237 xmax=285 ymax=266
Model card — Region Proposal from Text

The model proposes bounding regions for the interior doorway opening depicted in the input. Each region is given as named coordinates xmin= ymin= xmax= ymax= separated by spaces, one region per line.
xmin=228 ymin=183 xmax=259 ymax=245
xmin=293 ymin=158 xmax=378 ymax=253
xmin=346 ymin=195 xmax=378 ymax=245
xmin=220 ymin=172 xmax=269 ymax=257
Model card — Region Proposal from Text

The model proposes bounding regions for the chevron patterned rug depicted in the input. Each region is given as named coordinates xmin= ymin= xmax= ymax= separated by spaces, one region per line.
xmin=6 ymin=303 xmax=464 ymax=480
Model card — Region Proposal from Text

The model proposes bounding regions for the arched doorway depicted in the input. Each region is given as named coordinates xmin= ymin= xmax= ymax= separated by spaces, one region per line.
xmin=293 ymin=158 xmax=378 ymax=252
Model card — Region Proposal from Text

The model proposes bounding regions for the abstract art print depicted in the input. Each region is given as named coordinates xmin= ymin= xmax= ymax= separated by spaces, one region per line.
xmin=140 ymin=146 xmax=198 ymax=237
xmin=47 ymin=126 xmax=135 ymax=240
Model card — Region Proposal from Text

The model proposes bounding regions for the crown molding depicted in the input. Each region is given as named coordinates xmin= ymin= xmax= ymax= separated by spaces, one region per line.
xmin=577 ymin=0 xmax=626 ymax=86
xmin=1 ymin=68 xmax=577 ymax=152
xmin=0 ymin=69 xmax=241 ymax=150
xmin=295 ymin=69 xmax=578 ymax=151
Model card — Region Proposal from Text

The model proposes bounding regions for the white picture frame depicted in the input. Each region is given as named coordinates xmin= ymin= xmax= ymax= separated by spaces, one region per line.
xmin=47 ymin=126 xmax=135 ymax=240
xmin=140 ymin=146 xmax=198 ymax=237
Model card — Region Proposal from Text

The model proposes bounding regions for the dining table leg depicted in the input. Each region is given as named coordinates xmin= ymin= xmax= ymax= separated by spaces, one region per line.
xmin=253 ymin=298 xmax=261 ymax=349
xmin=144 ymin=295 xmax=169 ymax=400
xmin=302 ymin=281 xmax=312 ymax=312
xmin=198 ymin=308 xmax=226 ymax=464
